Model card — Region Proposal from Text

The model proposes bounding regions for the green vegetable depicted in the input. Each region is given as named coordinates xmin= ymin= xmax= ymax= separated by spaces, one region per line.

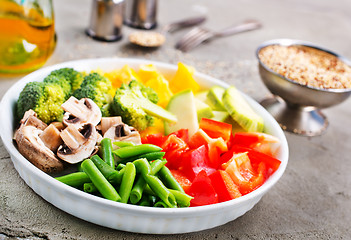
xmin=73 ymin=72 xmax=113 ymax=116
xmin=113 ymin=141 xmax=135 ymax=148
xmin=118 ymin=151 xmax=165 ymax=163
xmin=119 ymin=162 xmax=136 ymax=203
xmin=49 ymin=68 xmax=84 ymax=92
xmin=81 ymin=159 xmax=121 ymax=201
xmin=83 ymin=183 xmax=97 ymax=193
xmin=55 ymin=172 xmax=91 ymax=188
xmin=164 ymin=89 xmax=199 ymax=136
xmin=100 ymin=138 xmax=114 ymax=168
xmin=113 ymin=144 xmax=162 ymax=159
xmin=130 ymin=159 xmax=166 ymax=204
xmin=223 ymin=86 xmax=264 ymax=132
xmin=158 ymin=166 xmax=184 ymax=193
xmin=111 ymin=80 xmax=177 ymax=131
xmin=90 ymin=155 xmax=123 ymax=185
xmin=43 ymin=74 xmax=72 ymax=98
xmin=16 ymin=81 xmax=67 ymax=123
xmin=133 ymin=158 xmax=177 ymax=208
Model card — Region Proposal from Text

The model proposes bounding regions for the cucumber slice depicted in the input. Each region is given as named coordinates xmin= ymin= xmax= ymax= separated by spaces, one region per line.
xmin=206 ymin=86 xmax=226 ymax=111
xmin=195 ymin=98 xmax=214 ymax=122
xmin=165 ymin=89 xmax=199 ymax=136
xmin=223 ymin=86 xmax=264 ymax=132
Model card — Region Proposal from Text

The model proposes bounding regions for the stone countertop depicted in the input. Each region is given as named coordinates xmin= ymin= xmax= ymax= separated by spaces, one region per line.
xmin=1 ymin=0 xmax=351 ymax=239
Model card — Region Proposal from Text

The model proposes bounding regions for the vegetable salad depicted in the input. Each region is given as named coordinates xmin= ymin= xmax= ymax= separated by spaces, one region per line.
xmin=14 ymin=62 xmax=281 ymax=208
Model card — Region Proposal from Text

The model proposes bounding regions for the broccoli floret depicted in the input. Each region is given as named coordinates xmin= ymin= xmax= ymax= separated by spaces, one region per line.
xmin=111 ymin=80 xmax=177 ymax=131
xmin=16 ymin=81 xmax=66 ymax=124
xmin=127 ymin=80 xmax=159 ymax=104
xmin=73 ymin=72 xmax=113 ymax=116
xmin=49 ymin=68 xmax=84 ymax=91
xmin=43 ymin=74 xmax=71 ymax=98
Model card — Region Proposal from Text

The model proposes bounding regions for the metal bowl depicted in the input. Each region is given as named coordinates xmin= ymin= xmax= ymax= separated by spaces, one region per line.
xmin=256 ymin=39 xmax=351 ymax=136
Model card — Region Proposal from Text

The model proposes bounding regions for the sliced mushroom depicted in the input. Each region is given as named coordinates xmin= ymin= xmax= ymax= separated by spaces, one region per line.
xmin=61 ymin=96 xmax=101 ymax=127
xmin=14 ymin=110 xmax=47 ymax=141
xmin=100 ymin=116 xmax=122 ymax=135
xmin=103 ymin=123 xmax=141 ymax=149
xmin=39 ymin=124 xmax=63 ymax=152
xmin=15 ymin=125 xmax=64 ymax=173
xmin=57 ymin=123 xmax=97 ymax=164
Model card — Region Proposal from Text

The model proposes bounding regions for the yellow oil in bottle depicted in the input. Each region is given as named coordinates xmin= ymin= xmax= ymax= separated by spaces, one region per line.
xmin=0 ymin=0 xmax=56 ymax=74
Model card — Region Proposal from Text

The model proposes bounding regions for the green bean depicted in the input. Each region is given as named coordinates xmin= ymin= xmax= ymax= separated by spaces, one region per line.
xmin=55 ymin=172 xmax=91 ymax=188
xmin=116 ymin=163 xmax=126 ymax=171
xmin=138 ymin=195 xmax=151 ymax=206
xmin=113 ymin=144 xmax=162 ymax=159
xmin=77 ymin=162 xmax=84 ymax=172
xmin=90 ymin=155 xmax=124 ymax=185
xmin=119 ymin=162 xmax=136 ymax=203
xmin=119 ymin=151 xmax=165 ymax=163
xmin=83 ymin=183 xmax=97 ymax=193
xmin=113 ymin=141 xmax=135 ymax=148
xmin=100 ymin=138 xmax=114 ymax=168
xmin=81 ymin=159 xmax=121 ymax=201
xmin=154 ymin=201 xmax=168 ymax=208
xmin=144 ymin=185 xmax=192 ymax=208
xmin=158 ymin=166 xmax=184 ymax=193
xmin=169 ymin=189 xmax=192 ymax=207
xmin=133 ymin=159 xmax=176 ymax=208
xmin=130 ymin=159 xmax=166 ymax=204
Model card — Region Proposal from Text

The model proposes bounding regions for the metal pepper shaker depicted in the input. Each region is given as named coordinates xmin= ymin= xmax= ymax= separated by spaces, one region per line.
xmin=124 ymin=0 xmax=157 ymax=30
xmin=86 ymin=0 xmax=124 ymax=42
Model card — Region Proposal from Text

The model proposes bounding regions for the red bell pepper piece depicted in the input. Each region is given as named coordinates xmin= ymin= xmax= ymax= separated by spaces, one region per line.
xmin=209 ymin=170 xmax=242 ymax=202
xmin=180 ymin=145 xmax=216 ymax=181
xmin=229 ymin=145 xmax=281 ymax=173
xmin=162 ymin=134 xmax=189 ymax=170
xmin=189 ymin=129 xmax=227 ymax=168
xmin=170 ymin=129 xmax=189 ymax=144
xmin=169 ymin=169 xmax=192 ymax=192
xmin=141 ymin=133 xmax=166 ymax=147
xmin=223 ymin=152 xmax=267 ymax=195
xmin=199 ymin=118 xmax=232 ymax=142
xmin=187 ymin=170 xmax=218 ymax=207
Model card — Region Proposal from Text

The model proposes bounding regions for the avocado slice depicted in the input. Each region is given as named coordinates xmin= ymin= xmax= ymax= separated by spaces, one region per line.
xmin=222 ymin=86 xmax=264 ymax=132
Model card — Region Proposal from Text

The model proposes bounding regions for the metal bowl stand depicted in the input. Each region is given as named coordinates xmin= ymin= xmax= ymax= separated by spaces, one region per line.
xmin=260 ymin=96 xmax=329 ymax=136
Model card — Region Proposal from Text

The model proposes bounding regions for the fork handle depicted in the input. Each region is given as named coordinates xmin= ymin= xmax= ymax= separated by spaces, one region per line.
xmin=215 ymin=20 xmax=262 ymax=38
xmin=163 ymin=16 xmax=207 ymax=33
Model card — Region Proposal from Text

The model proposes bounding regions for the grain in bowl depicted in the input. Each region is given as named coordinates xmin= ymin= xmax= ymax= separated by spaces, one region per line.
xmin=258 ymin=45 xmax=351 ymax=90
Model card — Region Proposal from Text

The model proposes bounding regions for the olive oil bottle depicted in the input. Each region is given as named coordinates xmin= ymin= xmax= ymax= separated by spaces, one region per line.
xmin=0 ymin=0 xmax=56 ymax=74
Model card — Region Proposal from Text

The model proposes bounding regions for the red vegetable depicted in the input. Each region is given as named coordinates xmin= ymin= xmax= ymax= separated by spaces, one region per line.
xmin=187 ymin=170 xmax=218 ymax=207
xmin=222 ymin=152 xmax=266 ymax=195
xmin=180 ymin=145 xmax=216 ymax=181
xmin=209 ymin=170 xmax=241 ymax=202
xmin=161 ymin=134 xmax=189 ymax=170
xmin=199 ymin=118 xmax=232 ymax=142
xmin=169 ymin=169 xmax=192 ymax=192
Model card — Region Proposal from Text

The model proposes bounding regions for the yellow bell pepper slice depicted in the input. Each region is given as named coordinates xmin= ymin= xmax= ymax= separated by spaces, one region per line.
xmin=139 ymin=64 xmax=173 ymax=107
xmin=139 ymin=118 xmax=165 ymax=137
xmin=169 ymin=62 xmax=201 ymax=94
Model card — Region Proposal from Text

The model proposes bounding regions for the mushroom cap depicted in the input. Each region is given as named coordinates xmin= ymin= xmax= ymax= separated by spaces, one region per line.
xmin=62 ymin=97 xmax=102 ymax=127
xmin=57 ymin=123 xmax=98 ymax=164
xmin=103 ymin=123 xmax=141 ymax=149
xmin=15 ymin=126 xmax=64 ymax=173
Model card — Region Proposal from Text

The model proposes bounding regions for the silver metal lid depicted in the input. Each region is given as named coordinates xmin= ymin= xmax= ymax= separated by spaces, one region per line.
xmin=86 ymin=0 xmax=124 ymax=42
xmin=124 ymin=0 xmax=157 ymax=30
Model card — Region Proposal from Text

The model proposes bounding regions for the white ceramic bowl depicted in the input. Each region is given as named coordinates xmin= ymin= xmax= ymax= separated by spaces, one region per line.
xmin=0 ymin=58 xmax=289 ymax=234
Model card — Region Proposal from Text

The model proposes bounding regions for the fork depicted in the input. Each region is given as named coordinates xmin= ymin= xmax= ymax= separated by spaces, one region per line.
xmin=175 ymin=20 xmax=262 ymax=52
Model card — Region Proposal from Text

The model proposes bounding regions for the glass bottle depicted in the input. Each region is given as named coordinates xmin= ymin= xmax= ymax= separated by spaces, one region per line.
xmin=0 ymin=0 xmax=56 ymax=74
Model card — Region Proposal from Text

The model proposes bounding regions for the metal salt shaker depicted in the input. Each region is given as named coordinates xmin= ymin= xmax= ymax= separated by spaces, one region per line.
xmin=86 ymin=0 xmax=124 ymax=41
xmin=124 ymin=0 xmax=157 ymax=30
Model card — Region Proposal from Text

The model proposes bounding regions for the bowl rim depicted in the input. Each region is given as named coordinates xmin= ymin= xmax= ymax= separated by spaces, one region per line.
xmin=0 ymin=57 xmax=289 ymax=216
xmin=256 ymin=38 xmax=351 ymax=93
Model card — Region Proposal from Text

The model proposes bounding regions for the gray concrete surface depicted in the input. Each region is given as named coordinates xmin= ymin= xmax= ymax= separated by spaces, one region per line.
xmin=1 ymin=0 xmax=351 ymax=239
